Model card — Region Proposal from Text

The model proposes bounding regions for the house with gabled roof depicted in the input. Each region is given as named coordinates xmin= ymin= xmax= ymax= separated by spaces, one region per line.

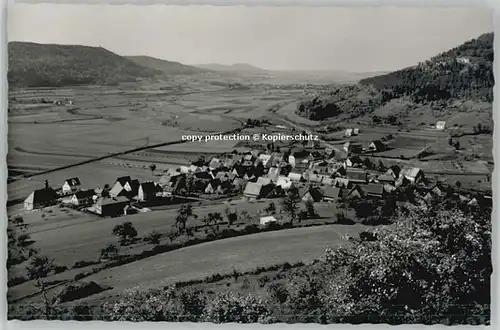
xmin=322 ymin=187 xmax=343 ymax=202
xmin=345 ymin=156 xmax=363 ymax=168
xmin=368 ymin=140 xmax=387 ymax=152
xmin=62 ymin=177 xmax=81 ymax=194
xmin=70 ymin=189 xmax=96 ymax=207
xmin=110 ymin=176 xmax=132 ymax=197
xmin=386 ymin=165 xmax=401 ymax=179
xmin=276 ymin=176 xmax=293 ymax=190
xmin=345 ymin=170 xmax=368 ymax=184
xmin=205 ymin=178 xmax=222 ymax=194
xmin=301 ymin=187 xmax=324 ymax=203
xmin=94 ymin=196 xmax=130 ymax=217
xmin=24 ymin=187 xmax=58 ymax=211
xmin=209 ymin=157 xmax=222 ymax=170
xmin=137 ymin=182 xmax=162 ymax=202
xmin=377 ymin=174 xmax=396 ymax=185
xmin=244 ymin=182 xmax=263 ymax=199
xmin=360 ymin=184 xmax=385 ymax=199
xmin=402 ymin=167 xmax=425 ymax=184
xmin=347 ymin=185 xmax=364 ymax=199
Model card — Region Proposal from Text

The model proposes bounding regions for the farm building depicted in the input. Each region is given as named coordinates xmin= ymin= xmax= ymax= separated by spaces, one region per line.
xmin=301 ymin=187 xmax=324 ymax=203
xmin=94 ymin=196 xmax=130 ymax=217
xmin=110 ymin=176 xmax=131 ymax=196
xmin=137 ymin=182 xmax=162 ymax=202
xmin=345 ymin=156 xmax=363 ymax=168
xmin=110 ymin=177 xmax=140 ymax=199
xmin=347 ymin=185 xmax=364 ymax=199
xmin=436 ymin=121 xmax=447 ymax=130
xmin=343 ymin=142 xmax=363 ymax=154
xmin=69 ymin=189 xmax=96 ymax=207
xmin=360 ymin=184 xmax=386 ymax=199
xmin=322 ymin=177 xmax=335 ymax=186
xmin=402 ymin=167 xmax=425 ymax=184
xmin=62 ymin=177 xmax=81 ymax=194
xmin=260 ymin=215 xmax=277 ymax=226
xmin=244 ymin=182 xmax=263 ymax=199
xmin=377 ymin=174 xmax=396 ymax=184
xmin=345 ymin=170 xmax=368 ymax=184
xmin=205 ymin=179 xmax=222 ymax=194
xmin=386 ymin=165 xmax=401 ymax=179
xmin=322 ymin=187 xmax=343 ymax=202
xmin=368 ymin=140 xmax=387 ymax=152
xmin=24 ymin=187 xmax=58 ymax=211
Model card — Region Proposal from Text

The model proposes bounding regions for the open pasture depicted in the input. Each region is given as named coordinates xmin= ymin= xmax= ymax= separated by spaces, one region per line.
xmin=72 ymin=224 xmax=367 ymax=304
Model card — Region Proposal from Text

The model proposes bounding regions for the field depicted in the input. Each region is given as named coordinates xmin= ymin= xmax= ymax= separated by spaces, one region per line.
xmin=12 ymin=224 xmax=365 ymax=306
xmin=7 ymin=72 xmax=493 ymax=314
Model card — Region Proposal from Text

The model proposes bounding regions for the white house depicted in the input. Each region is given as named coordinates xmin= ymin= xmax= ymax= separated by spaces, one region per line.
xmin=436 ymin=121 xmax=446 ymax=130
xmin=62 ymin=177 xmax=81 ymax=194
xmin=345 ymin=128 xmax=353 ymax=137
xmin=260 ymin=215 xmax=277 ymax=226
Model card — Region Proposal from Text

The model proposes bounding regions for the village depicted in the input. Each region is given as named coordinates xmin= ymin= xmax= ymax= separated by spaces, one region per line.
xmin=23 ymin=124 xmax=492 ymax=226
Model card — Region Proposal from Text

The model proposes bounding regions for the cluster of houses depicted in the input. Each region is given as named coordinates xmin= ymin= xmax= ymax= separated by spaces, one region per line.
xmin=24 ymin=176 xmax=164 ymax=217
xmin=23 ymin=141 xmax=491 ymax=220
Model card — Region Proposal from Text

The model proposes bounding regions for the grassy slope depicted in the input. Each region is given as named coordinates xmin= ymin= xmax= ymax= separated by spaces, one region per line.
xmin=125 ymin=55 xmax=209 ymax=75
xmin=63 ymin=224 xmax=365 ymax=304
xmin=8 ymin=42 xmax=161 ymax=87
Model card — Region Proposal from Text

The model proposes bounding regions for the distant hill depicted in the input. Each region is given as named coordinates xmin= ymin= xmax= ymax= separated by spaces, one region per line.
xmin=8 ymin=42 xmax=161 ymax=88
xmin=296 ymin=33 xmax=494 ymax=121
xmin=125 ymin=55 xmax=209 ymax=75
xmin=195 ymin=63 xmax=268 ymax=74
xmin=359 ymin=33 xmax=494 ymax=103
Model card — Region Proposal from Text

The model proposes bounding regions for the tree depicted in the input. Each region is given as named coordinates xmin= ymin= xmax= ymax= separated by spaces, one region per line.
xmin=26 ymin=254 xmax=56 ymax=319
xmin=264 ymin=202 xmax=276 ymax=214
xmin=225 ymin=208 xmax=238 ymax=227
xmin=319 ymin=206 xmax=491 ymax=324
xmin=282 ymin=187 xmax=301 ymax=223
xmin=100 ymin=244 xmax=119 ymax=260
xmin=149 ymin=163 xmax=157 ymax=175
xmin=112 ymin=222 xmax=138 ymax=245
xmin=176 ymin=203 xmax=196 ymax=233
xmin=144 ymin=231 xmax=162 ymax=246
xmin=304 ymin=199 xmax=317 ymax=219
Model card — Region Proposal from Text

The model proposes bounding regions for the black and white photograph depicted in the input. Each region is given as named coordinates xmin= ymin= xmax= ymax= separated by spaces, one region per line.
xmin=5 ymin=4 xmax=493 ymax=324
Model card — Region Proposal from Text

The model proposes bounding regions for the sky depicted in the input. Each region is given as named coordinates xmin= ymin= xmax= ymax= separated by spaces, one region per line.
xmin=8 ymin=4 xmax=493 ymax=72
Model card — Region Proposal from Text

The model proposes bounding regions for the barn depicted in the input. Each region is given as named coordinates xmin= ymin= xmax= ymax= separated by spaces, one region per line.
xmin=94 ymin=196 xmax=130 ymax=217
xmin=24 ymin=187 xmax=58 ymax=211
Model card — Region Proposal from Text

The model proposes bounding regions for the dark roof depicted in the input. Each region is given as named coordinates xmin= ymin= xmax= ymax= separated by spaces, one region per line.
xmin=322 ymin=186 xmax=342 ymax=198
xmin=377 ymin=174 xmax=396 ymax=182
xmin=32 ymin=187 xmax=58 ymax=204
xmin=370 ymin=140 xmax=386 ymax=150
xmin=208 ymin=178 xmax=222 ymax=188
xmin=100 ymin=196 xmax=130 ymax=206
xmin=74 ymin=189 xmax=95 ymax=199
xmin=116 ymin=176 xmax=132 ymax=186
xmin=303 ymin=187 xmax=323 ymax=202
xmin=140 ymin=181 xmax=161 ymax=194
xmin=361 ymin=184 xmax=385 ymax=196
xmin=65 ymin=177 xmax=81 ymax=186
xmin=194 ymin=171 xmax=213 ymax=180
xmin=346 ymin=170 xmax=367 ymax=182
xmin=129 ymin=179 xmax=140 ymax=193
